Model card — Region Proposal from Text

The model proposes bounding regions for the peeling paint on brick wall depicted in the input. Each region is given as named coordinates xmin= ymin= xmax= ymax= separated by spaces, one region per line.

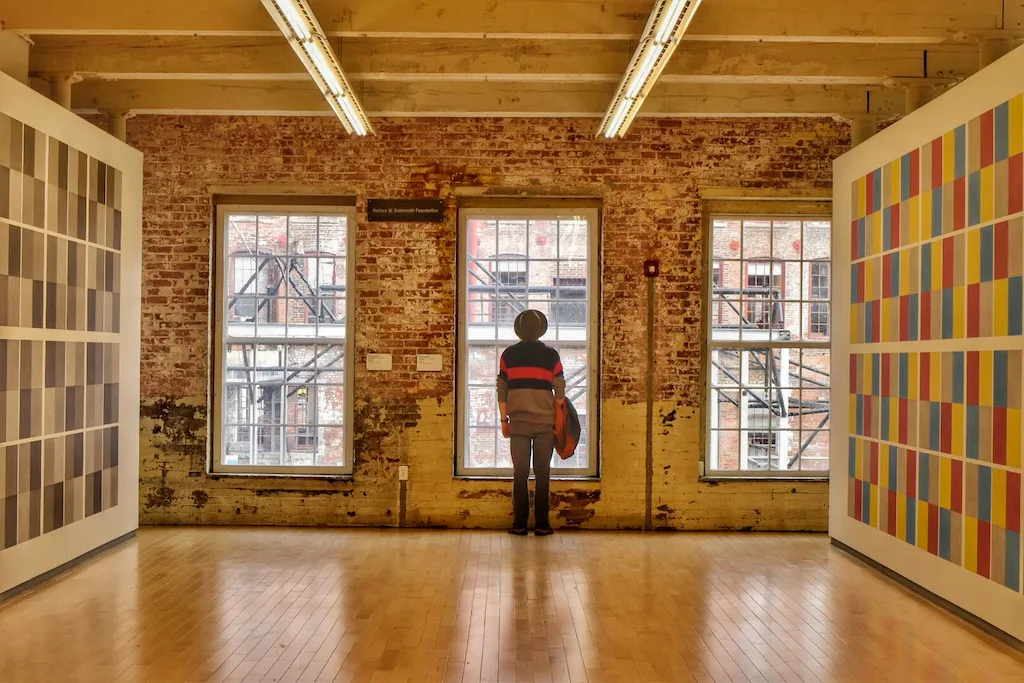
xmin=129 ymin=116 xmax=839 ymax=530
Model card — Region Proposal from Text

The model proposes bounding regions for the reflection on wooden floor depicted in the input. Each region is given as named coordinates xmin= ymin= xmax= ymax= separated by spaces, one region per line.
xmin=1 ymin=528 xmax=1022 ymax=682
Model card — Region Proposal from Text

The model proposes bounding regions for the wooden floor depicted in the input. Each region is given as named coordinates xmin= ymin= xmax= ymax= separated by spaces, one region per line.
xmin=1 ymin=529 xmax=1023 ymax=683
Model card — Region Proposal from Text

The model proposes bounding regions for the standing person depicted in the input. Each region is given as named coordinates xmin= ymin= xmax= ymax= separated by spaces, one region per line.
xmin=497 ymin=310 xmax=565 ymax=536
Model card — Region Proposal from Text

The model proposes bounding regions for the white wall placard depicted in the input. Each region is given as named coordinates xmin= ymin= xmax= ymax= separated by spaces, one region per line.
xmin=417 ymin=354 xmax=443 ymax=372
xmin=366 ymin=353 xmax=393 ymax=371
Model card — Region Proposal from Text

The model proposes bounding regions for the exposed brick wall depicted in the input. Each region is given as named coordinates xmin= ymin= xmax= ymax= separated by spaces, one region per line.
xmin=126 ymin=115 xmax=846 ymax=529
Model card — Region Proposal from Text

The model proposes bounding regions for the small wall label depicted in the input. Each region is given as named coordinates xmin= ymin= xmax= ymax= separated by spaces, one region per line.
xmin=366 ymin=353 xmax=393 ymax=371
xmin=417 ymin=354 xmax=443 ymax=372
xmin=367 ymin=199 xmax=445 ymax=222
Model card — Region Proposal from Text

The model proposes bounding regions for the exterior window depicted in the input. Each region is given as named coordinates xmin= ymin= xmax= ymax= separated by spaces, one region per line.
xmin=215 ymin=208 xmax=354 ymax=474
xmin=459 ymin=209 xmax=599 ymax=477
xmin=809 ymin=262 xmax=830 ymax=336
xmin=707 ymin=216 xmax=831 ymax=476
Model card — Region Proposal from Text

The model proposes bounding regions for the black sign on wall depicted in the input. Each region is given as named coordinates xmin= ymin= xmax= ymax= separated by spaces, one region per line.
xmin=367 ymin=199 xmax=446 ymax=222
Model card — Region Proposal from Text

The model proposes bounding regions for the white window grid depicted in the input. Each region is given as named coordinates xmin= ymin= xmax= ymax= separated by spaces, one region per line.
xmin=457 ymin=209 xmax=600 ymax=478
xmin=213 ymin=206 xmax=355 ymax=475
xmin=706 ymin=215 xmax=831 ymax=477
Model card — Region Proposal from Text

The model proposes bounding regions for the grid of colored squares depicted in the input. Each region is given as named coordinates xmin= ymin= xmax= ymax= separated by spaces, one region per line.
xmin=920 ymin=234 xmax=966 ymax=341
xmin=967 ymin=95 xmax=1024 ymax=228
xmin=921 ymin=125 xmax=968 ymax=238
xmin=851 ymin=149 xmax=923 ymax=260
xmin=919 ymin=351 xmax=965 ymax=459
xmin=849 ymin=353 xmax=917 ymax=447
xmin=965 ymin=463 xmax=1021 ymax=591
xmin=966 ymin=218 xmax=1024 ymax=338
xmin=966 ymin=350 xmax=1023 ymax=467
xmin=849 ymin=439 xmax=963 ymax=565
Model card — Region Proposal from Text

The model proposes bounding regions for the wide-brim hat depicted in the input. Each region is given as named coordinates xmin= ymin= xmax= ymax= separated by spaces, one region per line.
xmin=514 ymin=310 xmax=548 ymax=341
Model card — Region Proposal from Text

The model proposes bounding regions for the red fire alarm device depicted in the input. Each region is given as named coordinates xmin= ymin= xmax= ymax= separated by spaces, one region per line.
xmin=644 ymin=259 xmax=660 ymax=277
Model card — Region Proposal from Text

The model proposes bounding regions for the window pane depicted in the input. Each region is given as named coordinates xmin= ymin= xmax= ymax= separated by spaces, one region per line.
xmin=461 ymin=213 xmax=595 ymax=474
xmin=708 ymin=215 xmax=831 ymax=477
xmin=220 ymin=212 xmax=350 ymax=471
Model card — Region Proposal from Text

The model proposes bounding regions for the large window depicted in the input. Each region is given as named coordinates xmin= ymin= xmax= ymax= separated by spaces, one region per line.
xmin=707 ymin=215 xmax=831 ymax=476
xmin=458 ymin=208 xmax=599 ymax=477
xmin=214 ymin=207 xmax=354 ymax=474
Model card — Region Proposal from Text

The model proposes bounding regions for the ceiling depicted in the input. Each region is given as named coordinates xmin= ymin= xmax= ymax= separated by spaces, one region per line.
xmin=3 ymin=0 xmax=1023 ymax=122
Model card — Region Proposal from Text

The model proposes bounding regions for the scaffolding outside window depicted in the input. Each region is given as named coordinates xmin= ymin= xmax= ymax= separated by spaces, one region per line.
xmin=458 ymin=209 xmax=600 ymax=477
xmin=707 ymin=215 xmax=831 ymax=476
xmin=214 ymin=207 xmax=355 ymax=475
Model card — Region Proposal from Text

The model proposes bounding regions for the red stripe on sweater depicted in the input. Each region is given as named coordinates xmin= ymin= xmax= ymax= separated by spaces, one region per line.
xmin=505 ymin=367 xmax=554 ymax=382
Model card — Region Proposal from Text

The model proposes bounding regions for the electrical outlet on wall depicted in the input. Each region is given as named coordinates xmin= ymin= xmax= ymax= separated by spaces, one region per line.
xmin=398 ymin=466 xmax=409 ymax=481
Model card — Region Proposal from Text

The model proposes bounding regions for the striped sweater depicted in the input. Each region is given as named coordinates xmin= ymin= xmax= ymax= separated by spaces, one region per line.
xmin=496 ymin=341 xmax=566 ymax=427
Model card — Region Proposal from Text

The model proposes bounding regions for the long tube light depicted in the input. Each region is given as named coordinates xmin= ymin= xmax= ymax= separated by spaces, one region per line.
xmin=597 ymin=0 xmax=703 ymax=139
xmin=260 ymin=0 xmax=374 ymax=136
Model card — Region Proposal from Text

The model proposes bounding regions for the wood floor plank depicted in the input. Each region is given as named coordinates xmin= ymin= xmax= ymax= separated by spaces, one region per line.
xmin=1 ymin=528 xmax=1023 ymax=682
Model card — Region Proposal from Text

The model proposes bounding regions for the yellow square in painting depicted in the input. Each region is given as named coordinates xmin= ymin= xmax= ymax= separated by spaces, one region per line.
xmin=908 ymin=354 xmax=919 ymax=400
xmin=993 ymin=278 xmax=1009 ymax=337
xmin=967 ymin=229 xmax=982 ymax=285
xmin=850 ymin=305 xmax=861 ymax=345
xmin=1010 ymin=94 xmax=1023 ymax=157
xmin=906 ymin=196 xmax=921 ymax=245
xmin=981 ymin=165 xmax=995 ymax=224
xmin=940 ymin=458 xmax=952 ymax=508
xmin=965 ymin=516 xmax=979 ymax=572
xmin=900 ymin=250 xmax=912 ymax=294
xmin=1006 ymin=409 xmax=1022 ymax=468
xmin=881 ymin=299 xmax=894 ymax=341
xmin=931 ymin=246 xmax=943 ymax=292
xmin=992 ymin=468 xmax=1007 ymax=528
xmin=890 ymin=161 xmax=901 ymax=206
xmin=979 ymin=352 xmax=994 ymax=407
xmin=849 ymin=399 xmax=858 ymax=434
xmin=880 ymin=448 xmax=890 ymax=489
xmin=872 ymin=212 xmax=884 ymax=256
xmin=930 ymin=354 xmax=942 ymax=402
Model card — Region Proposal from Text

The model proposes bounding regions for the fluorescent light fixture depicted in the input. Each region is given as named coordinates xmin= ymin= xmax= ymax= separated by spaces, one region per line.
xmin=597 ymin=0 xmax=703 ymax=139
xmin=261 ymin=0 xmax=374 ymax=136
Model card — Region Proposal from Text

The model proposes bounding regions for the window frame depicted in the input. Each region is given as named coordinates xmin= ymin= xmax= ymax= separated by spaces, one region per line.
xmin=211 ymin=204 xmax=356 ymax=476
xmin=704 ymin=207 xmax=832 ymax=479
xmin=456 ymin=207 xmax=601 ymax=479
xmin=808 ymin=260 xmax=831 ymax=338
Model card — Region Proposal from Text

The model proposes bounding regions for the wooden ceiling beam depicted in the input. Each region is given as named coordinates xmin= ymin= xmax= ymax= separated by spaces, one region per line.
xmin=4 ymin=0 xmax=1007 ymax=43
xmin=70 ymin=78 xmax=906 ymax=118
xmin=29 ymin=36 xmax=978 ymax=84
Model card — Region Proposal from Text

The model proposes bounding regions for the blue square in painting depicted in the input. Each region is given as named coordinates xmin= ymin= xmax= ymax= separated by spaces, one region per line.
xmin=881 ymin=397 xmax=892 ymax=440
xmin=966 ymin=405 xmax=980 ymax=460
xmin=851 ymin=263 xmax=860 ymax=304
xmin=908 ymin=294 xmax=919 ymax=341
xmin=921 ymin=243 xmax=932 ymax=292
xmin=930 ymin=402 xmax=942 ymax=452
xmin=1006 ymin=530 xmax=1020 ymax=591
xmin=901 ymin=154 xmax=913 ymax=201
xmin=995 ymin=101 xmax=1010 ymax=163
xmin=899 ymin=354 xmax=910 ymax=398
xmin=941 ymin=289 xmax=954 ymax=339
xmin=906 ymin=498 xmax=917 ymax=545
xmin=857 ymin=218 xmax=867 ymax=259
xmin=931 ymin=188 xmax=944 ymax=238
xmin=939 ymin=508 xmax=952 ymax=560
xmin=978 ymin=466 xmax=992 ymax=523
xmin=994 ymin=351 xmax=1008 ymax=408
xmin=955 ymin=125 xmax=967 ymax=179
xmin=849 ymin=438 xmax=857 ymax=477
xmin=890 ymin=255 xmax=900 ymax=297
xmin=862 ymin=481 xmax=872 ymax=523
xmin=889 ymin=446 xmax=899 ymax=485
xmin=980 ymin=224 xmax=994 ymax=283
xmin=968 ymin=171 xmax=982 ymax=227
xmin=1009 ymin=277 xmax=1023 ymax=336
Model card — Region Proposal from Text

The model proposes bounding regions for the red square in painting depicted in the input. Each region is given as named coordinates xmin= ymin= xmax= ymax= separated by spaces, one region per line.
xmin=866 ymin=173 xmax=876 ymax=214
xmin=978 ymin=520 xmax=992 ymax=578
xmin=942 ymin=237 xmax=955 ymax=289
xmin=981 ymin=109 xmax=995 ymax=168
xmin=1007 ymin=472 xmax=1021 ymax=534
xmin=871 ymin=301 xmax=881 ymax=343
xmin=950 ymin=461 xmax=963 ymax=514
xmin=1010 ymin=154 xmax=1023 ymax=214
xmin=920 ymin=353 xmax=931 ymax=399
xmin=854 ymin=480 xmax=864 ymax=520
xmin=954 ymin=177 xmax=966 ymax=231
xmin=882 ymin=254 xmax=893 ymax=299
xmin=920 ymin=292 xmax=932 ymax=340
xmin=940 ymin=402 xmax=953 ymax=454
xmin=967 ymin=352 xmax=980 ymax=405
xmin=890 ymin=203 xmax=901 ymax=249
xmin=899 ymin=295 xmax=911 ymax=341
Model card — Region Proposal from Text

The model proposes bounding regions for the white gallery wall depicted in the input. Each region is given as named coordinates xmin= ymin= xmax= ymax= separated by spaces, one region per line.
xmin=0 ymin=71 xmax=141 ymax=595
xmin=832 ymin=46 xmax=1024 ymax=640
